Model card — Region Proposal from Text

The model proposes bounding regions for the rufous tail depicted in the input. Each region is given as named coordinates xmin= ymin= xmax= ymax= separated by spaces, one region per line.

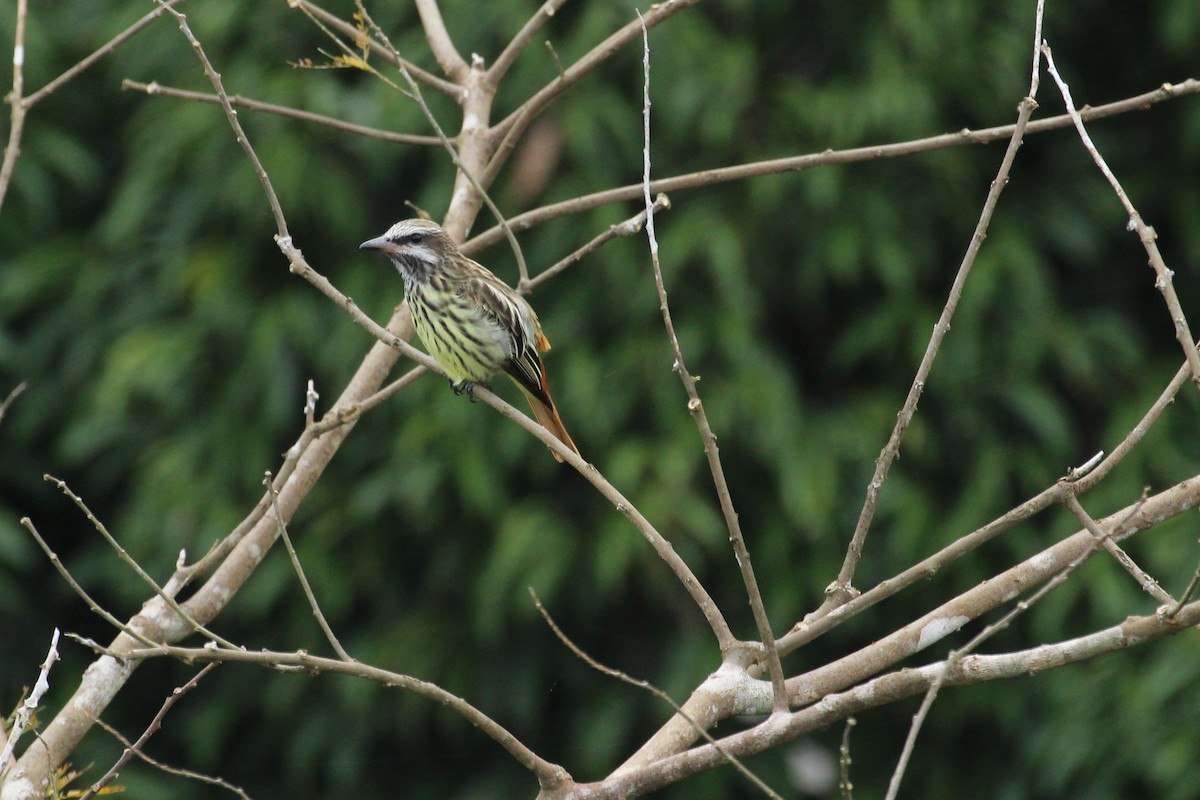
xmin=524 ymin=391 xmax=579 ymax=463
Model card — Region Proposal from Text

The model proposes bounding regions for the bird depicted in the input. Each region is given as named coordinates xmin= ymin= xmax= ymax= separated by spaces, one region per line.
xmin=360 ymin=218 xmax=579 ymax=462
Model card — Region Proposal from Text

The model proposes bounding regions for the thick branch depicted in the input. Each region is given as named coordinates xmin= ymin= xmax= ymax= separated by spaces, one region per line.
xmin=575 ymin=598 xmax=1200 ymax=800
xmin=415 ymin=0 xmax=468 ymax=80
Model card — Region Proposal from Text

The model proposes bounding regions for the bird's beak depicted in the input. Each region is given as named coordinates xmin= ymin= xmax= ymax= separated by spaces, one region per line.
xmin=359 ymin=235 xmax=396 ymax=252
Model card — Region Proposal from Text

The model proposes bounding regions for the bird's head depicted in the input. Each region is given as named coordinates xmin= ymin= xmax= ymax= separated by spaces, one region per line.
xmin=360 ymin=218 xmax=455 ymax=282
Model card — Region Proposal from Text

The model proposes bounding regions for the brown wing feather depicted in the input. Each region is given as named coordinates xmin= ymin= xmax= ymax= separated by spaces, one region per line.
xmin=457 ymin=259 xmax=579 ymax=461
xmin=459 ymin=264 xmax=551 ymax=406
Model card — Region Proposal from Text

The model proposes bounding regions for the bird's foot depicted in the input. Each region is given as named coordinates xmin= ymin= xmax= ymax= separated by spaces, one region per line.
xmin=450 ymin=379 xmax=487 ymax=403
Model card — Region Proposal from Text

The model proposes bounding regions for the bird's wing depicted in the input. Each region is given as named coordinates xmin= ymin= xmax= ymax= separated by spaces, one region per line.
xmin=461 ymin=268 xmax=554 ymax=406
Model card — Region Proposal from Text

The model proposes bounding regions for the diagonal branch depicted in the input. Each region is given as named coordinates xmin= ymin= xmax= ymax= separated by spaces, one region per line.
xmin=606 ymin=475 xmax=1200 ymax=784
xmin=484 ymin=0 xmax=700 ymax=184
xmin=597 ymin=596 xmax=1200 ymax=800
xmin=80 ymin=664 xmax=219 ymax=800
xmin=414 ymin=0 xmax=468 ymax=80
xmin=126 ymin=644 xmax=571 ymax=789
xmin=777 ymin=335 xmax=1200 ymax=656
xmin=1042 ymin=44 xmax=1200 ymax=388
xmin=787 ymin=476 xmax=1200 ymax=708
xmin=488 ymin=0 xmax=571 ymax=84
xmin=467 ymin=78 xmax=1200 ymax=253
xmin=289 ymin=0 xmax=463 ymax=99
xmin=830 ymin=88 xmax=1042 ymax=606
xmin=531 ymin=589 xmax=781 ymax=799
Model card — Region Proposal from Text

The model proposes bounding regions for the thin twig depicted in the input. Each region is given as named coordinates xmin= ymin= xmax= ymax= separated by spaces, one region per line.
xmin=488 ymin=0 xmax=699 ymax=164
xmin=121 ymin=80 xmax=442 ymax=145
xmin=0 ymin=0 xmax=29 ymax=215
xmin=25 ymin=0 xmax=187 ymax=107
xmin=124 ymin=642 xmax=572 ymax=789
xmin=778 ymin=342 xmax=1199 ymax=657
xmin=838 ymin=718 xmax=856 ymax=800
xmin=602 ymin=597 xmax=1200 ymax=799
xmin=0 ymin=629 xmax=59 ymax=775
xmin=307 ymin=364 xmax=428 ymax=437
xmin=530 ymin=589 xmax=783 ymax=800
xmin=155 ymin=2 xmax=289 ymax=238
xmin=832 ymin=69 xmax=1044 ymax=606
xmin=1041 ymin=44 xmax=1200 ymax=388
xmin=91 ymin=715 xmax=252 ymax=800
xmin=82 ymin=664 xmax=219 ymax=800
xmin=488 ymin=0 xmax=571 ymax=84
xmin=0 ymin=381 xmax=28 ymax=429
xmin=1063 ymin=493 xmax=1173 ymax=604
xmin=1072 ymin=338 xmax=1199 ymax=494
xmin=289 ymin=0 xmax=462 ymax=98
xmin=637 ymin=15 xmax=768 ymax=667
xmin=467 ymin=79 xmax=1200 ymax=253
xmin=264 ymin=472 xmax=354 ymax=661
xmin=784 ymin=484 xmax=1192 ymax=712
xmin=44 ymin=474 xmax=241 ymax=650
xmin=1165 ymin=536 xmax=1200 ymax=619
xmin=525 ymin=194 xmax=670 ymax=292
xmin=20 ymin=517 xmax=160 ymax=648
xmin=886 ymin=470 xmax=1129 ymax=800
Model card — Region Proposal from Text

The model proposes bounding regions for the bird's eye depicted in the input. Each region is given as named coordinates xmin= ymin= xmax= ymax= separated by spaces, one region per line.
xmin=408 ymin=233 xmax=424 ymax=245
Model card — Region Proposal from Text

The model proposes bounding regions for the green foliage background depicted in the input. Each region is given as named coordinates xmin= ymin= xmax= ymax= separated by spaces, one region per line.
xmin=2 ymin=1 xmax=1199 ymax=797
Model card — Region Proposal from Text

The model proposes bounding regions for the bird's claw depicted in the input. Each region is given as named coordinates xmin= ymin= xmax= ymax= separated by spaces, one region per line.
xmin=450 ymin=380 xmax=485 ymax=403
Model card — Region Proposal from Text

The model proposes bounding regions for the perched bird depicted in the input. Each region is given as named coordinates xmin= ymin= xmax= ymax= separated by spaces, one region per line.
xmin=360 ymin=218 xmax=579 ymax=462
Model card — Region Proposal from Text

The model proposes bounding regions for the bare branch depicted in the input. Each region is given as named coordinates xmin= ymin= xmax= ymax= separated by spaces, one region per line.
xmin=19 ymin=517 xmax=159 ymax=647
xmin=0 ymin=629 xmax=59 ymax=776
xmin=526 ymin=194 xmax=670 ymax=292
xmin=599 ymin=598 xmax=1200 ymax=800
xmin=264 ymin=472 xmax=354 ymax=661
xmin=831 ymin=89 xmax=1042 ymax=605
xmin=414 ymin=0 xmax=468 ymax=80
xmin=1063 ymin=493 xmax=1173 ymax=604
xmin=121 ymin=79 xmax=442 ymax=145
xmin=1165 ymin=545 xmax=1200 ymax=619
xmin=0 ymin=381 xmax=27 ymax=429
xmin=637 ymin=12 xmax=785 ymax=707
xmin=838 ymin=718 xmax=857 ymax=800
xmin=531 ymin=589 xmax=783 ymax=799
xmin=488 ymin=0 xmax=699 ymax=177
xmin=787 ymin=476 xmax=1200 ymax=709
xmin=0 ymin=0 xmax=29 ymax=215
xmin=488 ymin=0 xmax=571 ymax=84
xmin=26 ymin=0 xmax=186 ymax=107
xmin=44 ymin=474 xmax=240 ymax=649
xmin=467 ymin=79 xmax=1200 ymax=253
xmin=125 ymin=644 xmax=571 ymax=790
xmin=1042 ymin=44 xmax=1200 ymax=388
xmin=154 ymin=3 xmax=289 ymax=238
xmin=290 ymin=0 xmax=463 ymax=99
xmin=81 ymin=664 xmax=219 ymax=800
xmin=91 ymin=715 xmax=252 ymax=799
